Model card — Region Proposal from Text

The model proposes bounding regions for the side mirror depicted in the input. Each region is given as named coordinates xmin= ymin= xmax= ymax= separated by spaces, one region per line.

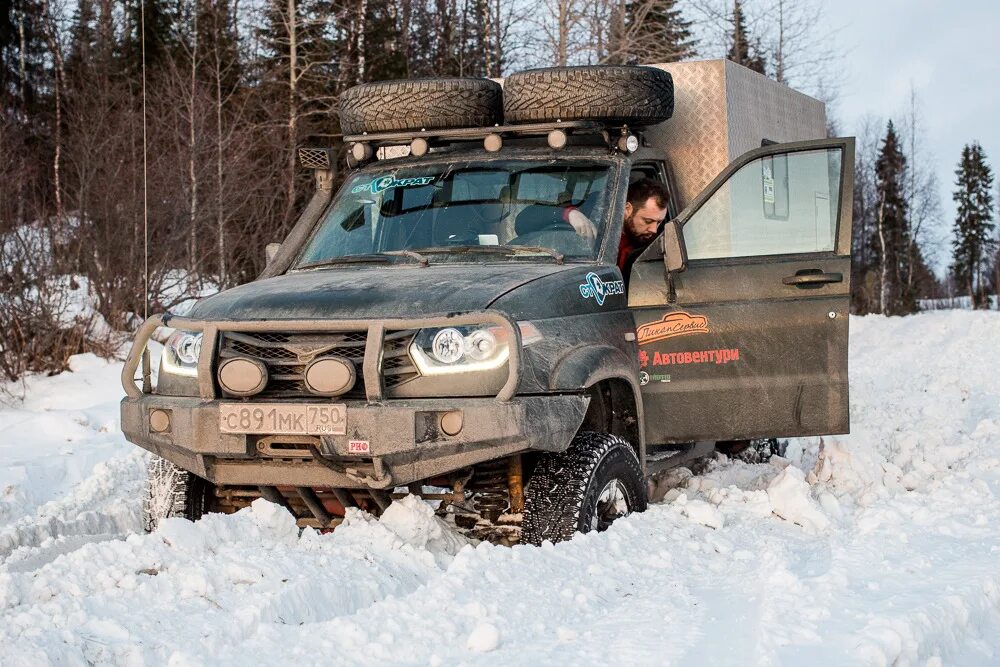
xmin=265 ymin=242 xmax=281 ymax=266
xmin=661 ymin=219 xmax=687 ymax=273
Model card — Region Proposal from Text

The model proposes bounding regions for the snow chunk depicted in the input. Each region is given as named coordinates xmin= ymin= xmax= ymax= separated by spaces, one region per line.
xmin=466 ymin=622 xmax=500 ymax=652
xmin=767 ymin=467 xmax=830 ymax=532
xmin=250 ymin=498 xmax=299 ymax=543
xmin=681 ymin=498 xmax=724 ymax=529
xmin=379 ymin=495 xmax=469 ymax=559
xmin=157 ymin=518 xmax=209 ymax=553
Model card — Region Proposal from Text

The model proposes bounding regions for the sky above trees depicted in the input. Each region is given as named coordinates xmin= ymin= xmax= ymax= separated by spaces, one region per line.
xmin=822 ymin=0 xmax=999 ymax=274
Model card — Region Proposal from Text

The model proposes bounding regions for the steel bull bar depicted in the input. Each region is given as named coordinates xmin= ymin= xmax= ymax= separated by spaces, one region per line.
xmin=120 ymin=312 xmax=547 ymax=490
xmin=122 ymin=311 xmax=523 ymax=401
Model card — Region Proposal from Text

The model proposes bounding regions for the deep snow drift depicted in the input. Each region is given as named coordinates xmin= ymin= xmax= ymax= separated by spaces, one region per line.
xmin=1 ymin=311 xmax=998 ymax=666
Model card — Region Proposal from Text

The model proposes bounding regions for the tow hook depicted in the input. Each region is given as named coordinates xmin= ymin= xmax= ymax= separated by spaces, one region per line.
xmin=307 ymin=444 xmax=394 ymax=489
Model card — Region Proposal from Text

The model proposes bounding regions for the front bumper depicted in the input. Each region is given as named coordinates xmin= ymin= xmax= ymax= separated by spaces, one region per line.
xmin=121 ymin=394 xmax=589 ymax=488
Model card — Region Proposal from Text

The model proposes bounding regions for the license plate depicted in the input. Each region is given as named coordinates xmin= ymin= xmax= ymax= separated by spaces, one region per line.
xmin=219 ymin=403 xmax=347 ymax=435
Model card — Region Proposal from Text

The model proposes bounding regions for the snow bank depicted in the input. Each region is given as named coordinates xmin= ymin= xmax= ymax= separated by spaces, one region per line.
xmin=0 ymin=310 xmax=998 ymax=665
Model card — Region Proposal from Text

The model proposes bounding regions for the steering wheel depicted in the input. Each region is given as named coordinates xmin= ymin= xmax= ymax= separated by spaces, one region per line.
xmin=511 ymin=227 xmax=591 ymax=255
xmin=510 ymin=221 xmax=574 ymax=239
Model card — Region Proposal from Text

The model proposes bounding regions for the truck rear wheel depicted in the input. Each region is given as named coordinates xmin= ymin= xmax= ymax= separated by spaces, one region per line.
xmin=142 ymin=456 xmax=213 ymax=533
xmin=503 ymin=65 xmax=674 ymax=127
xmin=338 ymin=77 xmax=503 ymax=134
xmin=522 ymin=432 xmax=647 ymax=546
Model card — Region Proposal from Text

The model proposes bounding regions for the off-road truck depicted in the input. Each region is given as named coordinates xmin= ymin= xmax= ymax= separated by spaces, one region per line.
xmin=123 ymin=60 xmax=854 ymax=544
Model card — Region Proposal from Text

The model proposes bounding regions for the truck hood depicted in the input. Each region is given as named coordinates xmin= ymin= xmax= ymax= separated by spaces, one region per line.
xmin=186 ymin=264 xmax=581 ymax=321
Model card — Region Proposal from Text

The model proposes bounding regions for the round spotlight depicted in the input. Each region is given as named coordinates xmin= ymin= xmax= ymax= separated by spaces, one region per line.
xmin=411 ymin=137 xmax=429 ymax=157
xmin=547 ymin=129 xmax=567 ymax=149
xmin=440 ymin=411 xmax=464 ymax=436
xmin=484 ymin=133 xmax=503 ymax=152
xmin=618 ymin=134 xmax=639 ymax=153
xmin=350 ymin=142 xmax=373 ymax=162
xmin=149 ymin=409 xmax=171 ymax=433
xmin=218 ymin=358 xmax=268 ymax=396
xmin=304 ymin=357 xmax=356 ymax=396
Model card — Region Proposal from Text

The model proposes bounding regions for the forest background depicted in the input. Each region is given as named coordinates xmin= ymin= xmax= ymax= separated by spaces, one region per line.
xmin=1 ymin=0 xmax=997 ymax=381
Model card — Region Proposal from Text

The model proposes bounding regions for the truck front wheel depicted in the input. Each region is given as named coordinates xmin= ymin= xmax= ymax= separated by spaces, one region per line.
xmin=522 ymin=432 xmax=647 ymax=546
xmin=142 ymin=456 xmax=213 ymax=533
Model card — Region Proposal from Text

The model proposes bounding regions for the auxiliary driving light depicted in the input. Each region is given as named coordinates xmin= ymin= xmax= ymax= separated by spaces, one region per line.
xmin=350 ymin=142 xmax=373 ymax=162
xmin=218 ymin=357 xmax=268 ymax=396
xmin=304 ymin=357 xmax=356 ymax=396
xmin=440 ymin=411 xmax=464 ymax=436
xmin=547 ymin=129 xmax=567 ymax=149
xmin=618 ymin=134 xmax=639 ymax=153
xmin=149 ymin=409 xmax=171 ymax=433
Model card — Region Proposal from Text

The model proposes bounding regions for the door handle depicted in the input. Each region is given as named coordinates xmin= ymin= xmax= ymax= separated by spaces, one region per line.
xmin=782 ymin=271 xmax=843 ymax=287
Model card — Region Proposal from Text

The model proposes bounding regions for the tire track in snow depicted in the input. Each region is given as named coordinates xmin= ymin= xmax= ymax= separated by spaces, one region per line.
xmin=0 ymin=450 xmax=146 ymax=567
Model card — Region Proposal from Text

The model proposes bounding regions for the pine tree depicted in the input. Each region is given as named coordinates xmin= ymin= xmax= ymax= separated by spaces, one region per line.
xmin=358 ymin=0 xmax=408 ymax=80
xmin=874 ymin=120 xmax=917 ymax=314
xmin=120 ymin=0 xmax=179 ymax=76
xmin=1 ymin=0 xmax=51 ymax=229
xmin=622 ymin=0 xmax=697 ymax=64
xmin=2 ymin=0 xmax=45 ymax=118
xmin=726 ymin=0 xmax=765 ymax=74
xmin=950 ymin=142 xmax=996 ymax=309
xmin=199 ymin=0 xmax=242 ymax=97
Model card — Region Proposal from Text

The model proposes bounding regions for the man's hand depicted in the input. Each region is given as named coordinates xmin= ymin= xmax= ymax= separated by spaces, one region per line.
xmin=566 ymin=208 xmax=597 ymax=241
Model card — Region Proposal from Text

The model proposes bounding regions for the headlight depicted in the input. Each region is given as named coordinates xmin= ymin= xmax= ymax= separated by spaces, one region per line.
xmin=431 ymin=328 xmax=466 ymax=364
xmin=162 ymin=330 xmax=203 ymax=377
xmin=411 ymin=325 xmax=510 ymax=375
xmin=463 ymin=328 xmax=497 ymax=361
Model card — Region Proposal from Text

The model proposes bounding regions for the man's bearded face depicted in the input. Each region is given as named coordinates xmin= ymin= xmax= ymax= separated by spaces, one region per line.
xmin=625 ymin=197 xmax=668 ymax=244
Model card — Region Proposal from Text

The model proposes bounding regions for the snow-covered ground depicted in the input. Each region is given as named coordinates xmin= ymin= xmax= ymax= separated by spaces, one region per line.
xmin=1 ymin=311 xmax=999 ymax=666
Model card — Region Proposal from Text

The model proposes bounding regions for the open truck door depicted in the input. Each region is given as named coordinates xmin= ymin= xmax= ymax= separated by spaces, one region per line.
xmin=629 ymin=138 xmax=855 ymax=444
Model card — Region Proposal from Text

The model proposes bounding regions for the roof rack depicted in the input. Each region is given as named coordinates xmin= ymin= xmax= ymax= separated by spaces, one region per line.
xmin=343 ymin=120 xmax=610 ymax=145
xmin=338 ymin=120 xmax=642 ymax=168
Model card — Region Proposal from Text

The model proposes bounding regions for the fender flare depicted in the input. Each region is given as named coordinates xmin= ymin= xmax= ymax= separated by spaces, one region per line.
xmin=549 ymin=344 xmax=646 ymax=455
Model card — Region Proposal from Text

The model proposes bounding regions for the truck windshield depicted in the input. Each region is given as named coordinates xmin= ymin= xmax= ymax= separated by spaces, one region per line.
xmin=295 ymin=159 xmax=611 ymax=267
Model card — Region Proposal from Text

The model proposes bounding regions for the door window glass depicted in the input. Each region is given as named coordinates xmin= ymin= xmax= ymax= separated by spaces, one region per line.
xmin=684 ymin=148 xmax=842 ymax=260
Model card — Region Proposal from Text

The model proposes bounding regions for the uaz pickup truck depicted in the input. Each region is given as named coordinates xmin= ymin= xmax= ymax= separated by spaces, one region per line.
xmin=122 ymin=61 xmax=854 ymax=544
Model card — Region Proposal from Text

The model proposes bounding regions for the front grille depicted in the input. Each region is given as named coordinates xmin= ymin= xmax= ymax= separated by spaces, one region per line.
xmin=218 ymin=329 xmax=418 ymax=398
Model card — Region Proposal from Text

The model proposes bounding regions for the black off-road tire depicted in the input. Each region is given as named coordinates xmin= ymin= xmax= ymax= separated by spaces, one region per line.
xmin=503 ymin=66 xmax=674 ymax=127
xmin=142 ymin=456 xmax=213 ymax=533
xmin=338 ymin=78 xmax=503 ymax=135
xmin=522 ymin=432 xmax=647 ymax=546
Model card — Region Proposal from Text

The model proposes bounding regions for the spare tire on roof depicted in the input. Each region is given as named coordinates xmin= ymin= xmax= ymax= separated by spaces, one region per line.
xmin=503 ymin=65 xmax=674 ymax=127
xmin=338 ymin=77 xmax=503 ymax=135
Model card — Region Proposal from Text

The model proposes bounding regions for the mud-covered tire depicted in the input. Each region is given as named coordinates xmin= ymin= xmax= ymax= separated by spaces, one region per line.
xmin=142 ymin=456 xmax=213 ymax=533
xmin=522 ymin=432 xmax=647 ymax=546
xmin=338 ymin=78 xmax=503 ymax=134
xmin=503 ymin=66 xmax=674 ymax=127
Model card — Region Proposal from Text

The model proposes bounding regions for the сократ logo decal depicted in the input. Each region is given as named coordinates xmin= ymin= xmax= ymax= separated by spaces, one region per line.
xmin=579 ymin=272 xmax=624 ymax=306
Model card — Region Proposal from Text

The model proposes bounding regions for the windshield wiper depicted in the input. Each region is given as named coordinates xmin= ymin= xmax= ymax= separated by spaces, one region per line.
xmin=381 ymin=249 xmax=429 ymax=266
xmin=409 ymin=245 xmax=565 ymax=265
xmin=295 ymin=251 xmax=431 ymax=270
xmin=502 ymin=245 xmax=565 ymax=265
xmin=295 ymin=254 xmax=394 ymax=270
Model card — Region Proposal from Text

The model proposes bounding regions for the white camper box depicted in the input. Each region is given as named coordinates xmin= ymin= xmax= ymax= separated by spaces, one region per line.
xmin=384 ymin=60 xmax=827 ymax=221
xmin=645 ymin=59 xmax=827 ymax=212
